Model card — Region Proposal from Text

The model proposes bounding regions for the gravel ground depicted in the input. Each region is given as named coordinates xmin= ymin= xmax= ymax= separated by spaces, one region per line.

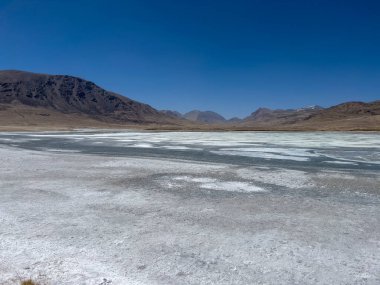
xmin=0 ymin=132 xmax=379 ymax=284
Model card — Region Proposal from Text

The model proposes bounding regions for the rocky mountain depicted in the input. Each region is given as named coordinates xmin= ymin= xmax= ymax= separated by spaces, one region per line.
xmin=240 ymin=102 xmax=380 ymax=130
xmin=311 ymin=101 xmax=380 ymax=119
xmin=183 ymin=110 xmax=226 ymax=124
xmin=160 ymin=110 xmax=182 ymax=118
xmin=0 ymin=70 xmax=176 ymax=125
xmin=227 ymin=117 xmax=243 ymax=123
xmin=243 ymin=106 xmax=324 ymax=124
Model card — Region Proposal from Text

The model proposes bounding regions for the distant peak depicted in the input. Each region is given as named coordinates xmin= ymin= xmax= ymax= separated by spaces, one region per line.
xmin=294 ymin=105 xmax=323 ymax=112
xmin=183 ymin=110 xmax=226 ymax=123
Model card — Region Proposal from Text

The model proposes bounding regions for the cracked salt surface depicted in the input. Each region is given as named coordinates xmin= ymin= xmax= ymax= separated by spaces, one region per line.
xmin=237 ymin=168 xmax=313 ymax=189
xmin=0 ymin=131 xmax=380 ymax=284
xmin=200 ymin=181 xmax=265 ymax=192
xmin=167 ymin=175 xmax=266 ymax=193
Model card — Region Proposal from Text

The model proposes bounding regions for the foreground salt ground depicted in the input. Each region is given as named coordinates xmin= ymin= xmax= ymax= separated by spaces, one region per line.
xmin=0 ymin=131 xmax=380 ymax=284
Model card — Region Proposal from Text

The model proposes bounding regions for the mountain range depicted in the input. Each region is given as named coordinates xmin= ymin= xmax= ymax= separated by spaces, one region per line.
xmin=1 ymin=70 xmax=379 ymax=131
xmin=161 ymin=110 xmax=227 ymax=124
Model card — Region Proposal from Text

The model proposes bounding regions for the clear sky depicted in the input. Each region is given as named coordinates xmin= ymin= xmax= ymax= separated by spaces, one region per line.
xmin=1 ymin=0 xmax=379 ymax=118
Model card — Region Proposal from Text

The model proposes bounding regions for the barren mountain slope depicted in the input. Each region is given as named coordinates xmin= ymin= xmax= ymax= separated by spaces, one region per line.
xmin=239 ymin=102 xmax=380 ymax=131
xmin=0 ymin=70 xmax=177 ymax=125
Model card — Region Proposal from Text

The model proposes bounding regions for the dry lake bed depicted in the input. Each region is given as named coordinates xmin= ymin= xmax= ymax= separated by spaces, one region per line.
xmin=0 ymin=131 xmax=379 ymax=285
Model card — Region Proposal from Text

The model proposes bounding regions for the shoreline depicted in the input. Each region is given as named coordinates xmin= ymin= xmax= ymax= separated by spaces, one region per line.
xmin=1 ymin=125 xmax=380 ymax=132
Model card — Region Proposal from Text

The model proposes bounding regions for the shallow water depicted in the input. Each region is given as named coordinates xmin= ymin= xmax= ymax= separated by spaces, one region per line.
xmin=1 ymin=131 xmax=379 ymax=170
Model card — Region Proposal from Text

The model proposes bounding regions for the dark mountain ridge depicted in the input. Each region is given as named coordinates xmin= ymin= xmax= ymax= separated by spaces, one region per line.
xmin=0 ymin=70 xmax=173 ymax=124
xmin=243 ymin=106 xmax=324 ymax=124
xmin=313 ymin=101 xmax=380 ymax=118
xmin=239 ymin=101 xmax=380 ymax=130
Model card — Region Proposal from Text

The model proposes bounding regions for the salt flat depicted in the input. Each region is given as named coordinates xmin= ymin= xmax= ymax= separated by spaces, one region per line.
xmin=0 ymin=131 xmax=379 ymax=284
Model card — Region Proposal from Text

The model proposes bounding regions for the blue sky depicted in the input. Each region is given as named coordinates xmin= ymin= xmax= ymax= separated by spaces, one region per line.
xmin=0 ymin=0 xmax=379 ymax=118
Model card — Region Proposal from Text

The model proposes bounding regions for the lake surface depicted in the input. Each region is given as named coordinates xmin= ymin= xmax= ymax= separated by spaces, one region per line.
xmin=1 ymin=131 xmax=380 ymax=170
